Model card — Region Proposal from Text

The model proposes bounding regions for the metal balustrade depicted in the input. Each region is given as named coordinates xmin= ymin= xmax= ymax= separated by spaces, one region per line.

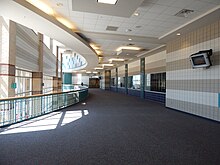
xmin=0 ymin=87 xmax=88 ymax=127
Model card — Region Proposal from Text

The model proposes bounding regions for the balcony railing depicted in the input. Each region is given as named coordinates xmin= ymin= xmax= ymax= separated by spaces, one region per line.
xmin=0 ymin=86 xmax=88 ymax=127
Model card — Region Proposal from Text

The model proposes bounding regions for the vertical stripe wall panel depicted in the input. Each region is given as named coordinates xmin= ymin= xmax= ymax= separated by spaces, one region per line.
xmin=111 ymin=69 xmax=116 ymax=77
xmin=128 ymin=60 xmax=140 ymax=76
xmin=145 ymin=50 xmax=166 ymax=74
xmin=166 ymin=19 xmax=220 ymax=121
xmin=118 ymin=65 xmax=125 ymax=77
xmin=43 ymin=45 xmax=56 ymax=77
xmin=16 ymin=23 xmax=39 ymax=71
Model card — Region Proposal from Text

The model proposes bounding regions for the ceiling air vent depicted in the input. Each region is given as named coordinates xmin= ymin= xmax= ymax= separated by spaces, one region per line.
xmin=175 ymin=9 xmax=194 ymax=17
xmin=106 ymin=26 xmax=118 ymax=31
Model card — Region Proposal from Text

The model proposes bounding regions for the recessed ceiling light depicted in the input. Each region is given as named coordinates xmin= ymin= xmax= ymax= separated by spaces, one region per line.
xmin=103 ymin=64 xmax=114 ymax=67
xmin=109 ymin=58 xmax=124 ymax=62
xmin=134 ymin=12 xmax=139 ymax=16
xmin=116 ymin=46 xmax=141 ymax=52
xmin=128 ymin=38 xmax=132 ymax=41
xmin=94 ymin=67 xmax=104 ymax=70
xmin=177 ymin=33 xmax=181 ymax=36
xmin=97 ymin=0 xmax=118 ymax=5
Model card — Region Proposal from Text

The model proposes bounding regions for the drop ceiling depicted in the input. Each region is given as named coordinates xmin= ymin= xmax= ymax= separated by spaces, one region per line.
xmin=1 ymin=0 xmax=220 ymax=72
xmin=46 ymin=0 xmax=220 ymax=70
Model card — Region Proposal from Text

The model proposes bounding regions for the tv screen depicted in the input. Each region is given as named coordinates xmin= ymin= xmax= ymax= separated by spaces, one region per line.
xmin=190 ymin=49 xmax=212 ymax=68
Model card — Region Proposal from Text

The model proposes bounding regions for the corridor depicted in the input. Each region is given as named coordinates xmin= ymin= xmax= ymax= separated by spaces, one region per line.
xmin=0 ymin=89 xmax=220 ymax=165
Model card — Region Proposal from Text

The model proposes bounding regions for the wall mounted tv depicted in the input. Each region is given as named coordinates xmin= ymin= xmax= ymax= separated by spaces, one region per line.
xmin=190 ymin=49 xmax=212 ymax=69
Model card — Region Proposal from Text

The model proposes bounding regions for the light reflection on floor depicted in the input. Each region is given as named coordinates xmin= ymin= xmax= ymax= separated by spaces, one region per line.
xmin=0 ymin=110 xmax=89 ymax=135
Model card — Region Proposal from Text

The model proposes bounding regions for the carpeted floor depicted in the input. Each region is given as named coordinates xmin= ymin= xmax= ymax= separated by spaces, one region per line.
xmin=0 ymin=89 xmax=220 ymax=165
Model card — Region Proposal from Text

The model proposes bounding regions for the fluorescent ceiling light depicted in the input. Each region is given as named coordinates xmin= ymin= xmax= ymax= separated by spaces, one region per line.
xmin=109 ymin=58 xmax=124 ymax=62
xmin=102 ymin=64 xmax=114 ymax=67
xmin=26 ymin=0 xmax=54 ymax=15
xmin=97 ymin=0 xmax=118 ymax=5
xmin=86 ymin=71 xmax=91 ymax=74
xmin=94 ymin=67 xmax=104 ymax=70
xmin=56 ymin=17 xmax=75 ymax=29
xmin=93 ymin=71 xmax=98 ymax=74
xmin=90 ymin=44 xmax=99 ymax=50
xmin=116 ymin=46 xmax=141 ymax=52
xmin=95 ymin=50 xmax=102 ymax=55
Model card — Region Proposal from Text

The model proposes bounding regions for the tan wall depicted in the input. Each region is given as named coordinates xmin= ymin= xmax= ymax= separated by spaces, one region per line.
xmin=128 ymin=60 xmax=140 ymax=76
xmin=118 ymin=65 xmax=125 ymax=77
xmin=145 ymin=50 xmax=166 ymax=74
xmin=166 ymin=19 xmax=220 ymax=121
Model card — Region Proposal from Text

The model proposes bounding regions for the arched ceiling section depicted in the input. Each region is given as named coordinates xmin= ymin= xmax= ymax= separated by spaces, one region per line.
xmin=0 ymin=0 xmax=98 ymax=71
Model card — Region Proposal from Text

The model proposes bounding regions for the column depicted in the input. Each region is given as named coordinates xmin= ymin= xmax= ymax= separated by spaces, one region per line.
xmin=53 ymin=46 xmax=59 ymax=92
xmin=125 ymin=64 xmax=128 ymax=94
xmin=116 ymin=68 xmax=118 ymax=92
xmin=63 ymin=73 xmax=72 ymax=84
xmin=58 ymin=52 xmax=63 ymax=91
xmin=32 ymin=33 xmax=43 ymax=95
xmin=104 ymin=70 xmax=111 ymax=90
xmin=140 ymin=58 xmax=145 ymax=99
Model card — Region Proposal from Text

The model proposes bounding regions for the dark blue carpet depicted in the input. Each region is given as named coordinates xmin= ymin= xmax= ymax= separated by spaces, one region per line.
xmin=0 ymin=89 xmax=220 ymax=165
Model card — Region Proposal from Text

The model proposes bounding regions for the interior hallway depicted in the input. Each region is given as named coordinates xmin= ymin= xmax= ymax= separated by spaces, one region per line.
xmin=0 ymin=89 xmax=220 ymax=165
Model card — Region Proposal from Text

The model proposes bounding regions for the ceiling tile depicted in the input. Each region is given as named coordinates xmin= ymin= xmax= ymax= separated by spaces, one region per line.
xmin=147 ymin=4 xmax=169 ymax=14
xmin=171 ymin=0 xmax=195 ymax=8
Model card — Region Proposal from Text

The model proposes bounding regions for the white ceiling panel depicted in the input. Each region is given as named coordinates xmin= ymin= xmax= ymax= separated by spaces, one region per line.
xmin=17 ymin=0 xmax=220 ymax=71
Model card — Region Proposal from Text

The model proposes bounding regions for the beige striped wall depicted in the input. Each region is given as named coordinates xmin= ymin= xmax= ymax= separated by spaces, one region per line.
xmin=111 ymin=68 xmax=116 ymax=77
xmin=16 ymin=23 xmax=39 ymax=71
xmin=145 ymin=50 xmax=166 ymax=74
xmin=128 ymin=60 xmax=139 ymax=76
xmin=166 ymin=19 xmax=220 ymax=121
xmin=118 ymin=65 xmax=125 ymax=77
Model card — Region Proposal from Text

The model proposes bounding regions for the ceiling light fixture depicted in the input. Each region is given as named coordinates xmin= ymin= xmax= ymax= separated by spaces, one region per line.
xmin=97 ymin=0 xmax=118 ymax=5
xmin=116 ymin=46 xmax=141 ymax=52
xmin=103 ymin=64 xmax=114 ymax=67
xmin=90 ymin=44 xmax=99 ymax=50
xmin=93 ymin=71 xmax=98 ymax=74
xmin=94 ymin=67 xmax=104 ymax=70
xmin=177 ymin=33 xmax=181 ymax=36
xmin=134 ymin=12 xmax=139 ymax=16
xmin=128 ymin=38 xmax=132 ymax=41
xmin=86 ymin=71 xmax=92 ymax=74
xmin=26 ymin=0 xmax=54 ymax=15
xmin=109 ymin=58 xmax=124 ymax=63
xmin=95 ymin=50 xmax=102 ymax=55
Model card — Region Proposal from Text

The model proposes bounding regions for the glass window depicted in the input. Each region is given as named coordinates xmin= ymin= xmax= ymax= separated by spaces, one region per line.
xmin=118 ymin=77 xmax=125 ymax=87
xmin=15 ymin=69 xmax=32 ymax=97
xmin=43 ymin=75 xmax=53 ymax=94
xmin=146 ymin=72 xmax=166 ymax=93
xmin=127 ymin=75 xmax=140 ymax=89
xmin=145 ymin=74 xmax=151 ymax=90
xmin=111 ymin=78 xmax=116 ymax=86
xmin=43 ymin=35 xmax=50 ymax=49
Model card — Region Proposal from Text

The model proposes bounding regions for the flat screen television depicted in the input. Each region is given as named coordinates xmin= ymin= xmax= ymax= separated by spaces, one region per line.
xmin=190 ymin=49 xmax=212 ymax=68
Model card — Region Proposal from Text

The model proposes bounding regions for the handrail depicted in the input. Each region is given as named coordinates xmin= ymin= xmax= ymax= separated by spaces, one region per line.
xmin=0 ymin=86 xmax=89 ymax=127
xmin=0 ymin=87 xmax=88 ymax=101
